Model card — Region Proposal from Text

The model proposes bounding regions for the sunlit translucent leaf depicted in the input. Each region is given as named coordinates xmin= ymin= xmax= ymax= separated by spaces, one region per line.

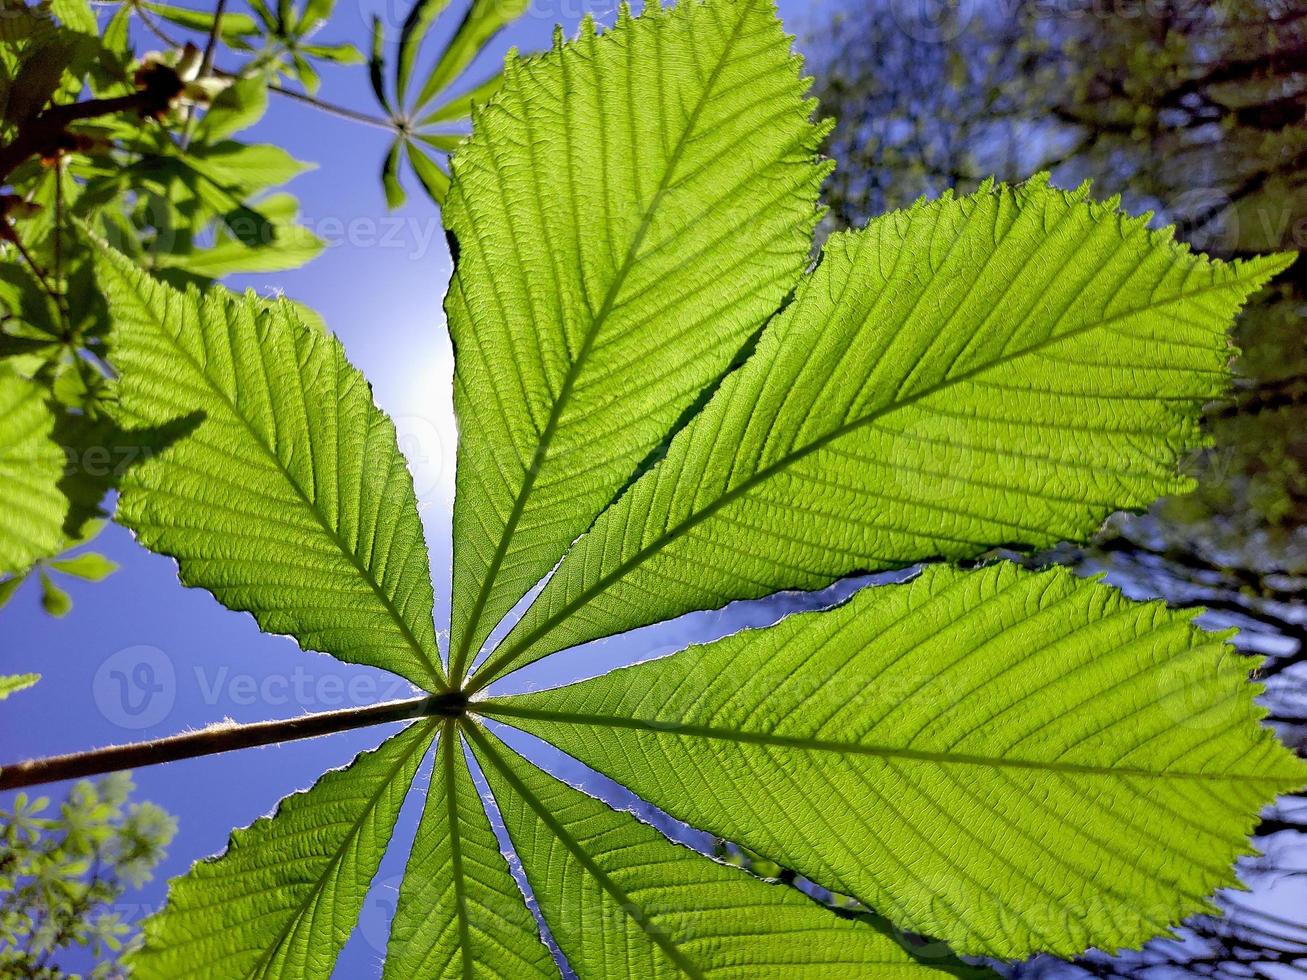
xmin=131 ymin=722 xmax=437 ymax=979
xmin=189 ymin=143 xmax=313 ymax=195
xmin=478 ymin=179 xmax=1293 ymax=686
xmin=0 ymin=364 xmax=66 ymax=574
xmin=93 ymin=247 xmax=444 ymax=689
xmin=153 ymin=195 xmax=325 ymax=277
xmin=470 ymin=725 xmax=994 ymax=977
xmin=446 ymin=0 xmax=831 ymax=679
xmin=197 ymin=76 xmax=270 ymax=143
xmin=489 ymin=564 xmax=1307 ymax=957
xmin=384 ymin=724 xmax=554 ymax=978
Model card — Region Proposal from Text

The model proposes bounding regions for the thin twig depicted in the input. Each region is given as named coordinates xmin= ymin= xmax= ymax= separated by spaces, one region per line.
xmin=53 ymin=156 xmax=69 ymax=336
xmin=1 ymin=219 xmax=60 ymax=303
xmin=0 ymin=89 xmax=176 ymax=181
xmin=180 ymin=0 xmax=229 ymax=150
xmin=0 ymin=692 xmax=467 ymax=790
xmin=133 ymin=5 xmax=396 ymax=131
xmin=260 ymin=77 xmax=398 ymax=130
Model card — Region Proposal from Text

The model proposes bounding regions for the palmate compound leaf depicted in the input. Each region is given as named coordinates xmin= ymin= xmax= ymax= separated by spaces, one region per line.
xmin=471 ymin=177 xmax=1295 ymax=689
xmin=483 ymin=563 xmax=1307 ymax=959
xmin=445 ymin=0 xmax=832 ymax=679
xmin=465 ymin=724 xmax=991 ymax=978
xmin=92 ymin=247 xmax=445 ymax=690
xmin=104 ymin=0 xmax=1303 ymax=974
xmin=130 ymin=720 xmax=437 ymax=980
xmin=0 ymin=363 xmax=67 ymax=574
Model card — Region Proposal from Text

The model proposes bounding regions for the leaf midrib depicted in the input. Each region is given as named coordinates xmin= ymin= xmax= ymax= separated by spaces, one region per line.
xmin=479 ymin=703 xmax=1296 ymax=785
xmin=468 ymin=724 xmax=707 ymax=980
xmin=472 ymin=274 xmax=1257 ymax=689
xmin=115 ymin=269 xmax=445 ymax=689
xmin=443 ymin=723 xmax=476 ymax=980
xmin=448 ymin=0 xmax=757 ymax=681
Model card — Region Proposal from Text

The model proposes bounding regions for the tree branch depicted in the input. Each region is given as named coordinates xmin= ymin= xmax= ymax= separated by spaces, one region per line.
xmin=0 ymin=86 xmax=179 ymax=182
xmin=0 ymin=691 xmax=467 ymax=790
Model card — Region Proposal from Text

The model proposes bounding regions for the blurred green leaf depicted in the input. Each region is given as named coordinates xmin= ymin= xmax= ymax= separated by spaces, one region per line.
xmin=299 ymin=0 xmax=336 ymax=33
xmin=417 ymin=70 xmax=503 ymax=125
xmin=405 ymin=141 xmax=448 ymax=204
xmin=0 ymin=673 xmax=39 ymax=699
xmin=299 ymin=42 xmax=363 ymax=65
xmin=138 ymin=1 xmax=261 ymax=40
xmin=397 ymin=0 xmax=453 ymax=102
xmin=196 ymin=75 xmax=269 ymax=142
xmin=369 ymin=15 xmax=391 ymax=115
xmin=413 ymin=131 xmax=462 ymax=153
xmin=0 ymin=574 xmax=26 ymax=609
xmin=38 ymin=569 xmax=71 ymax=617
xmin=412 ymin=0 xmax=526 ymax=109
xmin=48 ymin=551 xmax=118 ymax=581
xmin=381 ymin=138 xmax=405 ymax=208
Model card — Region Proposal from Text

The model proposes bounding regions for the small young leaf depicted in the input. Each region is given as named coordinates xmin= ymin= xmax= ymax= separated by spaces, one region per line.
xmin=38 ymin=569 xmax=72 ymax=617
xmin=48 ymin=551 xmax=118 ymax=582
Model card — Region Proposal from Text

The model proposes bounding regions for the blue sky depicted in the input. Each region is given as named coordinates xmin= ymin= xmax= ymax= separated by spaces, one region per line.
xmin=0 ymin=1 xmax=841 ymax=975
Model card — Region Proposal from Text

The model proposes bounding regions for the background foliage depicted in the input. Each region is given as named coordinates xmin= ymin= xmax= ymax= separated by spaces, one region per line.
xmin=0 ymin=774 xmax=174 ymax=977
